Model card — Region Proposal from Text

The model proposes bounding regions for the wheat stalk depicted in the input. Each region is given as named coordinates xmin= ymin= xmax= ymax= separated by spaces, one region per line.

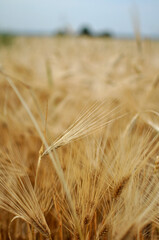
xmin=0 ymin=150 xmax=51 ymax=238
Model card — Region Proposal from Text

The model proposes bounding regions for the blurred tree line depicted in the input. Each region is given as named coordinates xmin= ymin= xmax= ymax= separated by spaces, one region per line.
xmin=56 ymin=26 xmax=113 ymax=38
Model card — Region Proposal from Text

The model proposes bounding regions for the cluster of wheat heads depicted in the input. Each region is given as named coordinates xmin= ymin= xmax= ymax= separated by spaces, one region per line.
xmin=0 ymin=38 xmax=159 ymax=240
xmin=0 ymin=72 xmax=158 ymax=240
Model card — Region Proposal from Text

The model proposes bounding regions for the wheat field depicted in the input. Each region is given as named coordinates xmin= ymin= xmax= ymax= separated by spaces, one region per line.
xmin=0 ymin=36 xmax=159 ymax=239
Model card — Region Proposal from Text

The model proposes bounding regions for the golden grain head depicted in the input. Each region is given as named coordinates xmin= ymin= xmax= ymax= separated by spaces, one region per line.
xmin=0 ymin=37 xmax=159 ymax=240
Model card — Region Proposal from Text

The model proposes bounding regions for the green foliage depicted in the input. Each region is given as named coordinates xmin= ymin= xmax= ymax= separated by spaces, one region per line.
xmin=0 ymin=34 xmax=15 ymax=47
xmin=79 ymin=26 xmax=93 ymax=36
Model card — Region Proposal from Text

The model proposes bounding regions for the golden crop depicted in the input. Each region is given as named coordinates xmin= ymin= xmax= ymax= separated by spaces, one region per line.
xmin=0 ymin=36 xmax=159 ymax=239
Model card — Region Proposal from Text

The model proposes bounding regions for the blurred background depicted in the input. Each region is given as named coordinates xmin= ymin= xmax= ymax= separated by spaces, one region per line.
xmin=0 ymin=0 xmax=159 ymax=39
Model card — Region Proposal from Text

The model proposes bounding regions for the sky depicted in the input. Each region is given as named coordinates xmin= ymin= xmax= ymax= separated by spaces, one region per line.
xmin=0 ymin=0 xmax=159 ymax=37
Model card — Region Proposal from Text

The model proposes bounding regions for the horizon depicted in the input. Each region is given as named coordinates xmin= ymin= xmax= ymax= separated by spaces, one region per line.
xmin=0 ymin=0 xmax=159 ymax=38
